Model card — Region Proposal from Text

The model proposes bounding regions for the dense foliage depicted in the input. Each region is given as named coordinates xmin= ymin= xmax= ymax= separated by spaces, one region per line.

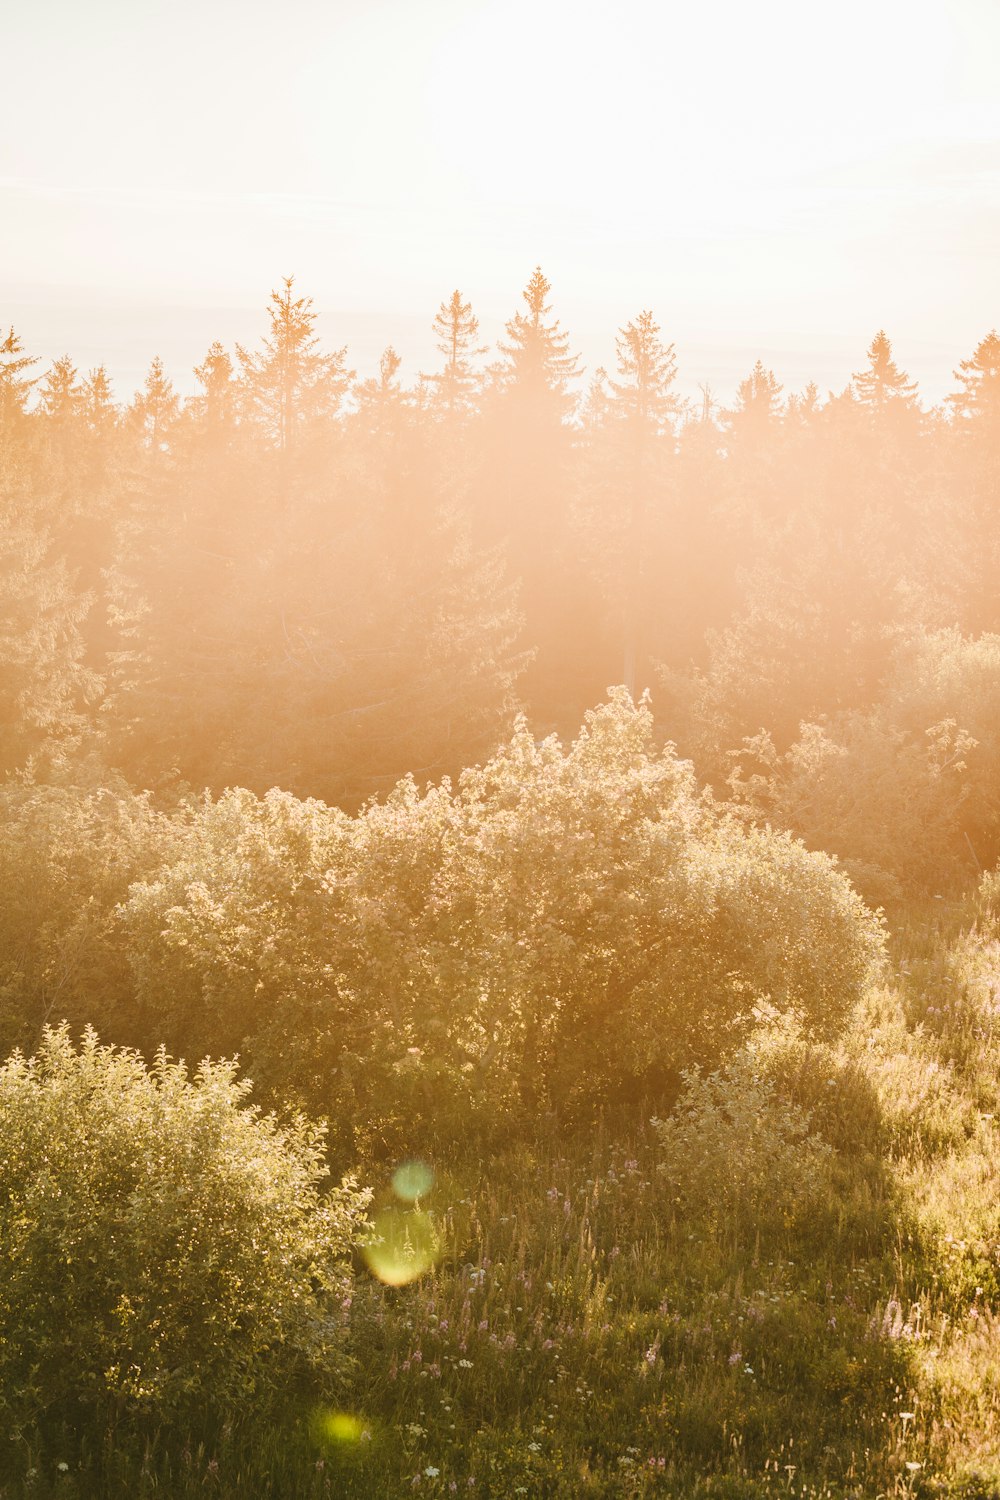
xmin=1 ymin=286 xmax=998 ymax=888
xmin=0 ymin=1029 xmax=369 ymax=1458
xmin=0 ymin=696 xmax=882 ymax=1163
xmin=2 ymin=292 xmax=1000 ymax=1494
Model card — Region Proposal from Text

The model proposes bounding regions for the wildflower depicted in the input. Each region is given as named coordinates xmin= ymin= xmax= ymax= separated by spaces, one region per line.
xmin=728 ymin=1351 xmax=741 ymax=1366
xmin=528 ymin=1441 xmax=541 ymax=1452
xmin=458 ymin=1358 xmax=473 ymax=1368
xmin=57 ymin=1465 xmax=69 ymax=1474
xmin=425 ymin=1466 xmax=441 ymax=1478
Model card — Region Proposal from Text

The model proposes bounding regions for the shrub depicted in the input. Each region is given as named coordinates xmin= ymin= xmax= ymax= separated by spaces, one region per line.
xmin=118 ymin=692 xmax=885 ymax=1150
xmin=0 ymin=772 xmax=183 ymax=1056
xmin=726 ymin=711 xmax=974 ymax=899
xmin=887 ymin=628 xmax=1000 ymax=869
xmin=0 ymin=1027 xmax=369 ymax=1447
xmin=652 ymin=1038 xmax=834 ymax=1226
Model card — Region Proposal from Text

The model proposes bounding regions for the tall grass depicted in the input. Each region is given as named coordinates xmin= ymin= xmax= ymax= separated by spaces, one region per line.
xmin=7 ymin=895 xmax=1000 ymax=1498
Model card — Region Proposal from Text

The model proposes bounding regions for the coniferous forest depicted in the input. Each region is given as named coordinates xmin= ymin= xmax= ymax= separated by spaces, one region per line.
xmin=2 ymin=275 xmax=1000 ymax=1496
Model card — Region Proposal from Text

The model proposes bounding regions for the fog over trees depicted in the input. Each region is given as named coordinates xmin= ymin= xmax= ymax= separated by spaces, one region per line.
xmin=3 ymin=276 xmax=1000 ymax=1496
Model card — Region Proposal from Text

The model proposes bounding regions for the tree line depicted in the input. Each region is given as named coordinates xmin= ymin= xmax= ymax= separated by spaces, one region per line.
xmin=2 ymin=272 xmax=999 ymax=891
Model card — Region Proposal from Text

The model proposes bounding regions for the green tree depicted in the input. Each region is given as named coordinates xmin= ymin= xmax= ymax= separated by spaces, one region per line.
xmin=727 ymin=358 xmax=783 ymax=440
xmin=852 ymin=330 xmax=918 ymax=411
xmin=188 ymin=339 xmax=237 ymax=438
xmin=425 ymin=289 xmax=486 ymax=415
xmin=38 ymin=354 xmax=82 ymax=423
xmin=483 ymin=268 xmax=592 ymax=725
xmin=128 ymin=355 xmax=179 ymax=450
xmin=948 ymin=329 xmax=1000 ymax=430
xmin=80 ymin=365 xmax=117 ymax=435
xmin=495 ymin=265 xmax=581 ymax=415
xmin=237 ymin=277 xmax=353 ymax=454
xmin=0 ymin=482 xmax=99 ymax=774
xmin=0 ymin=327 xmax=39 ymax=436
xmin=606 ymin=311 xmax=685 ymax=692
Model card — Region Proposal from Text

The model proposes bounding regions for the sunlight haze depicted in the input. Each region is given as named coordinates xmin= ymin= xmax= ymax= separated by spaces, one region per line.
xmin=3 ymin=0 xmax=999 ymax=398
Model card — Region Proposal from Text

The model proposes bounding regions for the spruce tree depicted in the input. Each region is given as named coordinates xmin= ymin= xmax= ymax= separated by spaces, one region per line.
xmin=852 ymin=330 xmax=918 ymax=410
xmin=129 ymin=357 xmax=179 ymax=451
xmin=426 ymin=290 xmax=485 ymax=415
xmin=949 ymin=330 xmax=1000 ymax=429
xmin=0 ymin=328 xmax=40 ymax=439
xmin=236 ymin=277 xmax=352 ymax=454
xmin=496 ymin=266 xmax=580 ymax=416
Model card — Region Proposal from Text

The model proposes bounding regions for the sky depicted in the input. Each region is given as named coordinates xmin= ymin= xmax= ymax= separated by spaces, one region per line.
xmin=2 ymin=0 xmax=998 ymax=405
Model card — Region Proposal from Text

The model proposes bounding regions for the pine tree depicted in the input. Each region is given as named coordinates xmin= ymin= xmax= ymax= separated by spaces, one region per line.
xmin=481 ymin=269 xmax=597 ymax=725
xmin=426 ymin=290 xmax=485 ymax=414
xmin=948 ymin=330 xmax=1000 ymax=429
xmin=496 ymin=266 xmax=581 ymax=417
xmin=129 ymin=357 xmax=179 ymax=451
xmin=733 ymin=360 xmax=783 ymax=425
xmin=0 ymin=328 xmax=40 ymax=435
xmin=852 ymin=330 xmax=918 ymax=410
xmin=356 ymin=346 xmax=403 ymax=412
xmin=81 ymin=367 xmax=117 ymax=436
xmin=189 ymin=342 xmax=236 ymax=436
xmin=609 ymin=311 xmax=683 ymax=434
xmin=39 ymin=356 xmax=82 ymax=423
xmin=944 ymin=330 xmax=1000 ymax=630
xmin=586 ymin=312 xmax=686 ymax=694
xmin=0 ymin=477 xmax=99 ymax=771
xmin=236 ymin=277 xmax=353 ymax=453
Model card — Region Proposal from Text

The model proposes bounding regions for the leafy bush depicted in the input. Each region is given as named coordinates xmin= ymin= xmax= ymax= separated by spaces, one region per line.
xmin=0 ymin=772 xmax=183 ymax=1056
xmin=726 ymin=710 xmax=974 ymax=899
xmin=652 ymin=1040 xmax=834 ymax=1225
xmin=119 ymin=693 xmax=884 ymax=1152
xmin=0 ymin=1027 xmax=369 ymax=1447
xmin=887 ymin=629 xmax=1000 ymax=869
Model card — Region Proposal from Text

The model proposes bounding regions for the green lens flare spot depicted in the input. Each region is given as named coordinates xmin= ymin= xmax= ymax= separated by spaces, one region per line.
xmin=391 ymin=1159 xmax=435 ymax=1202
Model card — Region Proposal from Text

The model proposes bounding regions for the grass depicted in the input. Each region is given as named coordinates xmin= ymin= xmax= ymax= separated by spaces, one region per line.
xmin=7 ymin=894 xmax=1000 ymax=1498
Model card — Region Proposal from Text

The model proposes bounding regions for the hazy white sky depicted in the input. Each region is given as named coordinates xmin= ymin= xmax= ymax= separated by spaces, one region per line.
xmin=3 ymin=0 xmax=998 ymax=402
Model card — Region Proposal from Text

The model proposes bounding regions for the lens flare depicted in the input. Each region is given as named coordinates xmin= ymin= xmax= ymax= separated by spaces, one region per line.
xmin=391 ymin=1159 xmax=435 ymax=1202
xmin=362 ymin=1206 xmax=440 ymax=1286
xmin=309 ymin=1409 xmax=367 ymax=1448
